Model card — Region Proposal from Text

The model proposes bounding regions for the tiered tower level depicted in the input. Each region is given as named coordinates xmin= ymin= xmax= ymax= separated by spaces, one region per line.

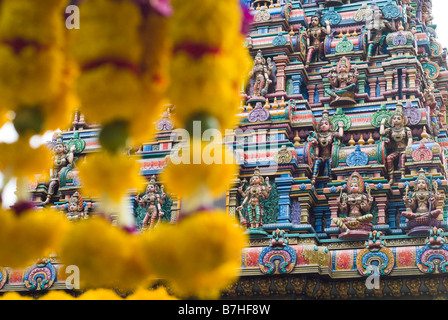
xmin=15 ymin=0 xmax=448 ymax=299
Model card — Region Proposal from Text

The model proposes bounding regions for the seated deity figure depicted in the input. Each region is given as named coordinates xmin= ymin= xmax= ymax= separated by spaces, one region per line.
xmin=402 ymin=169 xmax=443 ymax=235
xmin=44 ymin=134 xmax=76 ymax=205
xmin=380 ymin=103 xmax=413 ymax=184
xmin=333 ymin=172 xmax=374 ymax=239
xmin=325 ymin=56 xmax=359 ymax=106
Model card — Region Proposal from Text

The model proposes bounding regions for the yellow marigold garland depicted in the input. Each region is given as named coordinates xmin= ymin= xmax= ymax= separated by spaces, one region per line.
xmin=59 ymin=217 xmax=152 ymax=291
xmin=0 ymin=208 xmax=69 ymax=268
xmin=140 ymin=211 xmax=247 ymax=299
xmin=160 ymin=141 xmax=238 ymax=200
xmin=0 ymin=0 xmax=76 ymax=133
xmin=71 ymin=0 xmax=170 ymax=146
xmin=0 ymin=136 xmax=52 ymax=181
xmin=168 ymin=0 xmax=251 ymax=131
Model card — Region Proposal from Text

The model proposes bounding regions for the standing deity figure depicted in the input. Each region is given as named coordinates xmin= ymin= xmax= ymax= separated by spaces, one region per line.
xmin=402 ymin=169 xmax=442 ymax=235
xmin=44 ymin=134 xmax=76 ymax=205
xmin=325 ymin=56 xmax=359 ymax=106
xmin=135 ymin=175 xmax=166 ymax=230
xmin=422 ymin=0 xmax=433 ymax=26
xmin=237 ymin=167 xmax=272 ymax=229
xmin=308 ymin=109 xmax=344 ymax=184
xmin=248 ymin=50 xmax=274 ymax=98
xmin=424 ymin=79 xmax=441 ymax=136
xmin=401 ymin=0 xmax=416 ymax=29
xmin=380 ymin=103 xmax=413 ymax=184
xmin=333 ymin=172 xmax=374 ymax=238
xmin=366 ymin=4 xmax=396 ymax=60
xmin=66 ymin=191 xmax=88 ymax=222
xmin=305 ymin=14 xmax=331 ymax=67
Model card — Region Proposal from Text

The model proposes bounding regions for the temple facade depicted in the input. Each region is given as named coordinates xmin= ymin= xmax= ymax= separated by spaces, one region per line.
xmin=4 ymin=0 xmax=448 ymax=299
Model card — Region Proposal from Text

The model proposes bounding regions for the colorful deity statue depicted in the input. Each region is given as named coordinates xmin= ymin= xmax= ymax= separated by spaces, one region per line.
xmin=308 ymin=108 xmax=344 ymax=184
xmin=401 ymin=0 xmax=416 ymax=29
xmin=248 ymin=50 xmax=274 ymax=98
xmin=333 ymin=172 xmax=374 ymax=239
xmin=325 ymin=56 xmax=359 ymax=106
xmin=380 ymin=103 xmax=413 ymax=184
xmin=366 ymin=4 xmax=396 ymax=60
xmin=237 ymin=167 xmax=272 ymax=230
xmin=305 ymin=14 xmax=331 ymax=67
xmin=402 ymin=169 xmax=443 ymax=235
xmin=66 ymin=191 xmax=88 ymax=221
xmin=44 ymin=134 xmax=76 ymax=205
xmin=422 ymin=0 xmax=433 ymax=26
xmin=134 ymin=175 xmax=166 ymax=230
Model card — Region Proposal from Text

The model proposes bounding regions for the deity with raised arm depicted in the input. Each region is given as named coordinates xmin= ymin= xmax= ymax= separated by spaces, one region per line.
xmin=333 ymin=172 xmax=374 ymax=238
xmin=237 ymin=167 xmax=272 ymax=229
xmin=380 ymin=103 xmax=413 ymax=184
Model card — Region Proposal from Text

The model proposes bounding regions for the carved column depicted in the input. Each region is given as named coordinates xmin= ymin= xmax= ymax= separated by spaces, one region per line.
xmin=291 ymin=74 xmax=303 ymax=94
xmin=402 ymin=68 xmax=407 ymax=89
xmin=408 ymin=68 xmax=417 ymax=89
xmin=307 ymin=84 xmax=316 ymax=104
xmin=316 ymin=84 xmax=325 ymax=103
xmin=273 ymin=54 xmax=290 ymax=94
xmin=378 ymin=76 xmax=386 ymax=97
xmin=275 ymin=174 xmax=294 ymax=224
xmin=375 ymin=197 xmax=388 ymax=225
xmin=368 ymin=77 xmax=378 ymax=98
xmin=329 ymin=199 xmax=339 ymax=227
xmin=384 ymin=71 xmax=394 ymax=92
xmin=227 ymin=179 xmax=241 ymax=220
xmin=298 ymin=198 xmax=311 ymax=224
xmin=358 ymin=73 xmax=366 ymax=94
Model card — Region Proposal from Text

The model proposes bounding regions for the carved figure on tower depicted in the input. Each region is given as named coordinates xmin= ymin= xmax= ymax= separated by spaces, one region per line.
xmin=422 ymin=0 xmax=433 ymax=26
xmin=237 ymin=167 xmax=272 ymax=230
xmin=44 ymin=134 xmax=76 ymax=205
xmin=333 ymin=172 xmax=374 ymax=239
xmin=402 ymin=169 xmax=443 ymax=235
xmin=305 ymin=13 xmax=331 ymax=67
xmin=308 ymin=108 xmax=344 ymax=184
xmin=134 ymin=175 xmax=166 ymax=230
xmin=401 ymin=0 xmax=416 ymax=29
xmin=248 ymin=50 xmax=274 ymax=98
xmin=325 ymin=56 xmax=359 ymax=106
xmin=380 ymin=103 xmax=413 ymax=184
xmin=65 ymin=191 xmax=88 ymax=222
xmin=366 ymin=4 xmax=396 ymax=60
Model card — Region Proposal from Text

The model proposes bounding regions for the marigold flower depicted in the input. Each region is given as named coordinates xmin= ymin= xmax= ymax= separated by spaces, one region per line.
xmin=0 ymin=292 xmax=33 ymax=300
xmin=170 ymin=0 xmax=243 ymax=52
xmin=59 ymin=217 xmax=151 ymax=290
xmin=0 ymin=0 xmax=73 ymax=134
xmin=0 ymin=208 xmax=70 ymax=268
xmin=0 ymin=137 xmax=52 ymax=180
xmin=78 ymin=289 xmax=122 ymax=300
xmin=140 ymin=211 xmax=247 ymax=299
xmin=125 ymin=287 xmax=178 ymax=300
xmin=38 ymin=291 xmax=75 ymax=300
xmin=78 ymin=151 xmax=145 ymax=203
xmin=160 ymin=142 xmax=238 ymax=199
